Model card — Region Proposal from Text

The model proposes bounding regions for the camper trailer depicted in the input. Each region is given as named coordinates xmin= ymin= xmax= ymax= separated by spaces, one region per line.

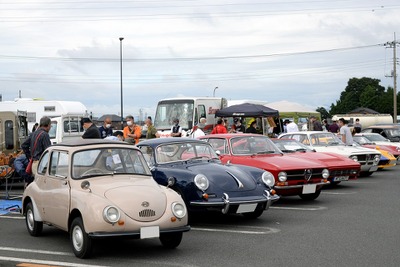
xmin=154 ymin=97 xmax=228 ymax=137
xmin=331 ymin=114 xmax=394 ymax=129
xmin=0 ymin=110 xmax=29 ymax=154
xmin=0 ymin=98 xmax=88 ymax=144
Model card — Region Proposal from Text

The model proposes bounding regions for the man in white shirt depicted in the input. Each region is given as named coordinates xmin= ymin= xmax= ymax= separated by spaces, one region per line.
xmin=286 ymin=119 xmax=299 ymax=133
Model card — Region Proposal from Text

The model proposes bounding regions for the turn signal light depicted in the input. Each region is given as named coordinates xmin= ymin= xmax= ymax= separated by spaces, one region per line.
xmin=171 ymin=217 xmax=177 ymax=222
xmin=118 ymin=220 xmax=125 ymax=226
xmin=270 ymin=189 xmax=276 ymax=195
xmin=202 ymin=193 xmax=209 ymax=200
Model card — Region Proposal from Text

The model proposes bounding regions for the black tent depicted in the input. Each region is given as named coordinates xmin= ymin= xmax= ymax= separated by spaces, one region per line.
xmin=215 ymin=103 xmax=279 ymax=117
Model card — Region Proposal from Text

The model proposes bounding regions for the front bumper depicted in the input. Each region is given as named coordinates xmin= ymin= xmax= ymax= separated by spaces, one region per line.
xmin=89 ymin=225 xmax=191 ymax=239
xmin=189 ymin=190 xmax=279 ymax=214
xmin=274 ymin=181 xmax=329 ymax=190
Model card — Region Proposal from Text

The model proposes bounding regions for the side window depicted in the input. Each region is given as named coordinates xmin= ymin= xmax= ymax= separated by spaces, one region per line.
xmin=37 ymin=151 xmax=50 ymax=175
xmin=198 ymin=105 xmax=206 ymax=122
xmin=139 ymin=146 xmax=155 ymax=166
xmin=49 ymin=151 xmax=69 ymax=177
xmin=5 ymin=120 xmax=14 ymax=150
xmin=208 ymin=138 xmax=227 ymax=155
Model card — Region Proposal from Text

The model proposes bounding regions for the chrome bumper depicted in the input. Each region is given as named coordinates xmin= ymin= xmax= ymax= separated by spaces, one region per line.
xmin=274 ymin=181 xmax=329 ymax=190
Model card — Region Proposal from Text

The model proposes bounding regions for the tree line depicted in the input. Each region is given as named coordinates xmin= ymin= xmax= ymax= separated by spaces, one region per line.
xmin=316 ymin=77 xmax=398 ymax=120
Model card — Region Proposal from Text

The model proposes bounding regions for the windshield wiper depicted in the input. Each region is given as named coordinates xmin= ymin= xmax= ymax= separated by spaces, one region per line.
xmin=256 ymin=151 xmax=276 ymax=154
xmin=295 ymin=148 xmax=307 ymax=152
xmin=80 ymin=172 xmax=114 ymax=178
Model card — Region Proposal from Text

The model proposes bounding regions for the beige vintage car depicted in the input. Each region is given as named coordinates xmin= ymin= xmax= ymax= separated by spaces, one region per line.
xmin=22 ymin=139 xmax=190 ymax=258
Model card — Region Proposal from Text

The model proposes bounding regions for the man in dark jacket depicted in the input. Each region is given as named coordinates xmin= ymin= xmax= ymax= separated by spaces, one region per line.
xmin=81 ymin=117 xmax=101 ymax=139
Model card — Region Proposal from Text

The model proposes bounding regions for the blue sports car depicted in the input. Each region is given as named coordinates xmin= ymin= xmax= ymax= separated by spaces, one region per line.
xmin=137 ymin=138 xmax=279 ymax=218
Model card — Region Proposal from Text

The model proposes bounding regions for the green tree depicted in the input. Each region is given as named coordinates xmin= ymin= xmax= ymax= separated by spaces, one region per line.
xmin=316 ymin=107 xmax=330 ymax=120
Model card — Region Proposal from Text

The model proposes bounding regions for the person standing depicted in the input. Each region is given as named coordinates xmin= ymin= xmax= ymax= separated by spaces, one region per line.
xmin=211 ymin=118 xmax=228 ymax=134
xmin=338 ymin=118 xmax=353 ymax=145
xmin=310 ymin=116 xmax=323 ymax=131
xmin=123 ymin=115 xmax=141 ymax=144
xmin=81 ymin=117 xmax=101 ymax=139
xmin=98 ymin=117 xmax=113 ymax=139
xmin=245 ymin=120 xmax=258 ymax=134
xmin=353 ymin=118 xmax=362 ymax=133
xmin=286 ymin=119 xmax=299 ymax=133
xmin=170 ymin=118 xmax=182 ymax=137
xmin=328 ymin=120 xmax=339 ymax=133
xmin=145 ymin=118 xmax=158 ymax=139
xmin=21 ymin=116 xmax=52 ymax=178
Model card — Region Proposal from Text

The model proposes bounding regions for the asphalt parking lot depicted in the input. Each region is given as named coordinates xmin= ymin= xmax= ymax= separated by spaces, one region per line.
xmin=0 ymin=166 xmax=399 ymax=267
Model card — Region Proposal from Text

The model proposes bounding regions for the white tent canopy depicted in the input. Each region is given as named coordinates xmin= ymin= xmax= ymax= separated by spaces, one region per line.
xmin=267 ymin=100 xmax=317 ymax=113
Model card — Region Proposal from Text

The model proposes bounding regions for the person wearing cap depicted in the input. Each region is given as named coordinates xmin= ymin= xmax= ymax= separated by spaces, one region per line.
xmin=230 ymin=117 xmax=245 ymax=133
xmin=81 ymin=117 xmax=101 ymax=139
xmin=123 ymin=115 xmax=141 ymax=144
xmin=170 ymin=118 xmax=182 ymax=137
xmin=310 ymin=116 xmax=323 ymax=131
xmin=286 ymin=119 xmax=299 ymax=133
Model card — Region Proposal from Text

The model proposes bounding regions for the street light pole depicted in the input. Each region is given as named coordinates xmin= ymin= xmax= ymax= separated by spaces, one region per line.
xmin=213 ymin=86 xmax=218 ymax=97
xmin=119 ymin=37 xmax=124 ymax=130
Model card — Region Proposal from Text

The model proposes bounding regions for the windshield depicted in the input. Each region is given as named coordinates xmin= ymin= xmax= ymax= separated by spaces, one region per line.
xmin=364 ymin=134 xmax=388 ymax=142
xmin=154 ymin=100 xmax=194 ymax=130
xmin=273 ymin=139 xmax=313 ymax=152
xmin=72 ymin=147 xmax=151 ymax=179
xmin=309 ymin=132 xmax=344 ymax=146
xmin=153 ymin=142 xmax=219 ymax=164
xmin=353 ymin=136 xmax=373 ymax=145
xmin=230 ymin=136 xmax=281 ymax=155
xmin=386 ymin=129 xmax=400 ymax=138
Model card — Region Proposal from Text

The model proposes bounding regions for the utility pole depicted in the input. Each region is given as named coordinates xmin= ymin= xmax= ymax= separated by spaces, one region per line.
xmin=385 ymin=33 xmax=399 ymax=123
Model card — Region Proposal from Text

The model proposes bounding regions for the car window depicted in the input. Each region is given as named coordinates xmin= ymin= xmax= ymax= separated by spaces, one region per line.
xmin=155 ymin=142 xmax=218 ymax=163
xmin=49 ymin=151 xmax=69 ymax=178
xmin=139 ymin=146 xmax=155 ymax=167
xmin=207 ymin=138 xmax=228 ymax=155
xmin=72 ymin=147 xmax=151 ymax=179
xmin=230 ymin=136 xmax=279 ymax=155
xmin=37 ymin=151 xmax=50 ymax=175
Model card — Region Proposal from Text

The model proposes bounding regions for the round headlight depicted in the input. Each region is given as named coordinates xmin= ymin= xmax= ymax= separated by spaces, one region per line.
xmin=322 ymin=168 xmax=330 ymax=179
xmin=194 ymin=174 xmax=209 ymax=191
xmin=261 ymin=171 xmax=275 ymax=187
xmin=374 ymin=155 xmax=380 ymax=163
xmin=278 ymin=171 xmax=287 ymax=182
xmin=103 ymin=206 xmax=120 ymax=224
xmin=172 ymin=202 xmax=187 ymax=219
xmin=350 ymin=155 xmax=358 ymax=162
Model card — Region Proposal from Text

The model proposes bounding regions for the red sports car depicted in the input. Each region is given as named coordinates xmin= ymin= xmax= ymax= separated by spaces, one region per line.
xmin=272 ymin=138 xmax=361 ymax=184
xmin=199 ymin=134 xmax=330 ymax=200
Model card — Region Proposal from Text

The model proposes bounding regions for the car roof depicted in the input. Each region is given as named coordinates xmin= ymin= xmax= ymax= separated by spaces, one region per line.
xmin=364 ymin=125 xmax=400 ymax=129
xmin=138 ymin=137 xmax=208 ymax=146
xmin=199 ymin=133 xmax=265 ymax=138
xmin=54 ymin=139 xmax=128 ymax=147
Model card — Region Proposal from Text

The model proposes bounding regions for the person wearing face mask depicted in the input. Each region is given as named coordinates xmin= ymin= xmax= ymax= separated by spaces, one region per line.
xmin=170 ymin=118 xmax=182 ymax=137
xmin=123 ymin=115 xmax=141 ymax=144
xmin=99 ymin=117 xmax=113 ymax=139
xmin=81 ymin=117 xmax=101 ymax=139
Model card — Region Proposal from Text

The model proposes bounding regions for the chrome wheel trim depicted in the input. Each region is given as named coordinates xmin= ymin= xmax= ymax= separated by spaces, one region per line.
xmin=26 ymin=208 xmax=34 ymax=231
xmin=72 ymin=225 xmax=84 ymax=252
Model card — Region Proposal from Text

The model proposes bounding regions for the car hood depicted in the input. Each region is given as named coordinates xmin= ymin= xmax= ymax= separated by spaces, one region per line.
xmin=312 ymin=145 xmax=381 ymax=156
xmin=91 ymin=177 xmax=167 ymax=222
xmin=163 ymin=161 xmax=259 ymax=191
xmin=284 ymin=152 xmax=361 ymax=168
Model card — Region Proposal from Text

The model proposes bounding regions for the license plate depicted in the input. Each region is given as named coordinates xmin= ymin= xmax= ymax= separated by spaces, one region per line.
xmin=140 ymin=226 xmax=159 ymax=239
xmin=236 ymin=203 xmax=257 ymax=213
xmin=302 ymin=184 xmax=316 ymax=194
xmin=369 ymin=166 xmax=378 ymax=172
xmin=333 ymin=176 xmax=349 ymax=181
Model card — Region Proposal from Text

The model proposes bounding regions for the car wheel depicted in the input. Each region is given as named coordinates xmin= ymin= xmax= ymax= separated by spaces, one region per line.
xmin=360 ymin=171 xmax=373 ymax=177
xmin=242 ymin=203 xmax=265 ymax=219
xmin=299 ymin=189 xmax=321 ymax=201
xmin=70 ymin=217 xmax=93 ymax=259
xmin=25 ymin=202 xmax=43 ymax=236
xmin=160 ymin=232 xmax=183 ymax=249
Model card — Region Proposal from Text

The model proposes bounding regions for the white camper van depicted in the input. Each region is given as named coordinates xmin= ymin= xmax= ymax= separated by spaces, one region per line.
xmin=331 ymin=114 xmax=393 ymax=129
xmin=0 ymin=98 xmax=88 ymax=144
xmin=154 ymin=97 xmax=228 ymax=137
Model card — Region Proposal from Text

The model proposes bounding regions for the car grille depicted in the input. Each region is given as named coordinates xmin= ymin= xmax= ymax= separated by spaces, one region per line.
xmin=139 ymin=209 xmax=156 ymax=217
xmin=286 ymin=168 xmax=325 ymax=181
xmin=355 ymin=154 xmax=379 ymax=166
xmin=330 ymin=169 xmax=357 ymax=176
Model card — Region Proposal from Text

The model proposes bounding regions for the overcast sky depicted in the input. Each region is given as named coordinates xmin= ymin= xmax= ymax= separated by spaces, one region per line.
xmin=1 ymin=0 xmax=399 ymax=119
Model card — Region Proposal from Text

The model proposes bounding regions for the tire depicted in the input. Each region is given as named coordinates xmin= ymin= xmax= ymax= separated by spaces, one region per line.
xmin=70 ymin=217 xmax=93 ymax=259
xmin=242 ymin=203 xmax=265 ymax=219
xmin=360 ymin=171 xmax=373 ymax=177
xmin=160 ymin=232 xmax=183 ymax=249
xmin=25 ymin=202 xmax=43 ymax=236
xmin=299 ymin=189 xmax=321 ymax=201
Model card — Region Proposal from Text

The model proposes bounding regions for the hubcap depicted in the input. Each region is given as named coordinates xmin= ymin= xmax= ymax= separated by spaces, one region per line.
xmin=72 ymin=225 xmax=84 ymax=251
xmin=27 ymin=209 xmax=34 ymax=231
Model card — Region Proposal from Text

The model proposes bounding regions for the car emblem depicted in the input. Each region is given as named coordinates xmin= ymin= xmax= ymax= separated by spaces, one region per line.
xmin=304 ymin=169 xmax=312 ymax=181
xmin=141 ymin=201 xmax=150 ymax=207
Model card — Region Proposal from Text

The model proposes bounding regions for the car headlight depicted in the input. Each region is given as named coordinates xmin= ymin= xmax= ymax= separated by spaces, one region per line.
xmin=322 ymin=169 xmax=330 ymax=179
xmin=103 ymin=206 xmax=120 ymax=224
xmin=373 ymin=155 xmax=380 ymax=164
xmin=194 ymin=174 xmax=209 ymax=191
xmin=350 ymin=155 xmax=358 ymax=162
xmin=172 ymin=202 xmax=187 ymax=219
xmin=278 ymin=171 xmax=287 ymax=182
xmin=261 ymin=171 xmax=275 ymax=187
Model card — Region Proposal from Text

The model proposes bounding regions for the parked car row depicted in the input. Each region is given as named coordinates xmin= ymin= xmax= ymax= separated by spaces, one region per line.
xmin=22 ymin=128 xmax=396 ymax=259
